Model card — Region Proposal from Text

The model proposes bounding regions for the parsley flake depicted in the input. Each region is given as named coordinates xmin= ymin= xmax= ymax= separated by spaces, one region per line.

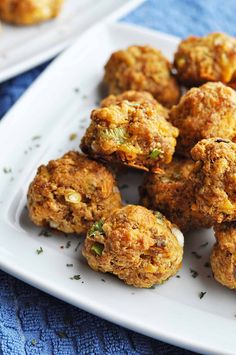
xmin=191 ymin=251 xmax=202 ymax=259
xmin=31 ymin=339 xmax=37 ymax=346
xmin=199 ymin=242 xmax=208 ymax=248
xmin=66 ymin=241 xmax=71 ymax=249
xmin=88 ymin=220 xmax=104 ymax=237
xmin=36 ymin=247 xmax=43 ymax=255
xmin=69 ymin=133 xmax=77 ymax=141
xmin=32 ymin=135 xmax=41 ymax=141
xmin=70 ymin=275 xmax=81 ymax=280
xmin=3 ymin=167 xmax=12 ymax=174
xmin=149 ymin=148 xmax=162 ymax=160
xmin=190 ymin=268 xmax=199 ymax=278
xmin=66 ymin=264 xmax=73 ymax=267
xmin=38 ymin=229 xmax=52 ymax=237
xmin=91 ymin=242 xmax=104 ymax=256
xmin=199 ymin=291 xmax=206 ymax=299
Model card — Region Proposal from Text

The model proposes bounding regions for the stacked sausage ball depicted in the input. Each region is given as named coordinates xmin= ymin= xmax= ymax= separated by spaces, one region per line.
xmin=28 ymin=32 xmax=236 ymax=289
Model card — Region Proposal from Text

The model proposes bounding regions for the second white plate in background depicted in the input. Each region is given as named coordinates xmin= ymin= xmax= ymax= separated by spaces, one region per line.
xmin=0 ymin=0 xmax=144 ymax=83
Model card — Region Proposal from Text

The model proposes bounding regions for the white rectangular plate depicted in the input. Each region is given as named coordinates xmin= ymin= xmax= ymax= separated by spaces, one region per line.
xmin=0 ymin=0 xmax=143 ymax=83
xmin=0 ymin=20 xmax=236 ymax=355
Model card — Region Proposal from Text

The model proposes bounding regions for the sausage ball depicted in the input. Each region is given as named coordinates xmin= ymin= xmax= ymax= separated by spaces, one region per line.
xmin=169 ymin=82 xmax=236 ymax=157
xmin=82 ymin=205 xmax=184 ymax=288
xmin=211 ymin=222 xmax=236 ymax=289
xmin=174 ymin=32 xmax=236 ymax=86
xmin=140 ymin=157 xmax=213 ymax=232
xmin=80 ymin=100 xmax=179 ymax=172
xmin=27 ymin=151 xmax=122 ymax=234
xmin=104 ymin=45 xmax=180 ymax=108
xmin=190 ymin=138 xmax=236 ymax=224
xmin=0 ymin=0 xmax=64 ymax=25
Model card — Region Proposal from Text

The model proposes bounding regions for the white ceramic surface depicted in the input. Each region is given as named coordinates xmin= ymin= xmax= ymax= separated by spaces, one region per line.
xmin=0 ymin=0 xmax=144 ymax=83
xmin=0 ymin=20 xmax=236 ymax=355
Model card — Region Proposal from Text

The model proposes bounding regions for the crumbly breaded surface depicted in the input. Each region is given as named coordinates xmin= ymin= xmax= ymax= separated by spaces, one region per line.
xmin=190 ymin=138 xmax=236 ymax=223
xmin=101 ymin=90 xmax=168 ymax=116
xmin=174 ymin=32 xmax=236 ymax=86
xmin=80 ymin=100 xmax=178 ymax=172
xmin=169 ymin=82 xmax=236 ymax=157
xmin=140 ymin=157 xmax=213 ymax=232
xmin=82 ymin=205 xmax=183 ymax=288
xmin=0 ymin=0 xmax=64 ymax=25
xmin=104 ymin=45 xmax=180 ymax=108
xmin=27 ymin=151 xmax=122 ymax=234
xmin=211 ymin=222 xmax=236 ymax=289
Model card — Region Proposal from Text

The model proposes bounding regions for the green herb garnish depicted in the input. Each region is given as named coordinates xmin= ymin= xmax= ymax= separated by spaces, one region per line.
xmin=91 ymin=242 xmax=104 ymax=256
xmin=190 ymin=268 xmax=199 ymax=278
xmin=191 ymin=251 xmax=202 ymax=259
xmin=31 ymin=339 xmax=37 ymax=346
xmin=69 ymin=133 xmax=77 ymax=141
xmin=74 ymin=241 xmax=81 ymax=252
xmin=66 ymin=264 xmax=73 ymax=267
xmin=66 ymin=241 xmax=71 ymax=249
xmin=127 ymin=102 xmax=140 ymax=107
xmin=70 ymin=274 xmax=81 ymax=280
xmin=36 ymin=247 xmax=43 ymax=255
xmin=88 ymin=220 xmax=104 ymax=237
xmin=3 ymin=167 xmax=12 ymax=174
xmin=155 ymin=211 xmax=164 ymax=220
xmin=32 ymin=135 xmax=41 ymax=141
xmin=149 ymin=148 xmax=162 ymax=160
xmin=199 ymin=242 xmax=208 ymax=248
xmin=38 ymin=229 xmax=52 ymax=237
xmin=199 ymin=291 xmax=206 ymax=299
xmin=102 ymin=127 xmax=128 ymax=144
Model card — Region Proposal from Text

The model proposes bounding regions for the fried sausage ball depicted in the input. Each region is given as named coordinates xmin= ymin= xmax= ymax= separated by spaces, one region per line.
xmin=104 ymin=45 xmax=180 ymax=108
xmin=211 ymin=222 xmax=236 ymax=289
xmin=0 ymin=0 xmax=64 ymax=25
xmin=80 ymin=100 xmax=179 ymax=172
xmin=140 ymin=157 xmax=213 ymax=232
xmin=169 ymin=82 xmax=236 ymax=157
xmin=27 ymin=151 xmax=122 ymax=234
xmin=82 ymin=205 xmax=184 ymax=288
xmin=190 ymin=138 xmax=236 ymax=224
xmin=174 ymin=33 xmax=236 ymax=86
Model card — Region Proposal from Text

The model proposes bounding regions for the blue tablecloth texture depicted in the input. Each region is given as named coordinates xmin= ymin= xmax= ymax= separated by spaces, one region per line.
xmin=1 ymin=0 xmax=236 ymax=354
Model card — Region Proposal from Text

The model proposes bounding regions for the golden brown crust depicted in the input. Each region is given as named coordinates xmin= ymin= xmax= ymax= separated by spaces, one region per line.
xmin=211 ymin=222 xmax=236 ymax=289
xmin=104 ymin=45 xmax=180 ymax=108
xmin=27 ymin=151 xmax=122 ymax=234
xmin=0 ymin=0 xmax=64 ymax=25
xmin=101 ymin=90 xmax=169 ymax=116
xmin=174 ymin=33 xmax=236 ymax=86
xmin=82 ymin=205 xmax=183 ymax=288
xmin=80 ymin=100 xmax=178 ymax=172
xmin=190 ymin=138 xmax=236 ymax=223
xmin=140 ymin=157 xmax=213 ymax=232
xmin=169 ymin=82 xmax=236 ymax=157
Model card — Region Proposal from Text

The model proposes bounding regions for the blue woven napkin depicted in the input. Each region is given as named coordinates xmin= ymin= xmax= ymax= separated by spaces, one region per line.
xmin=1 ymin=0 xmax=236 ymax=354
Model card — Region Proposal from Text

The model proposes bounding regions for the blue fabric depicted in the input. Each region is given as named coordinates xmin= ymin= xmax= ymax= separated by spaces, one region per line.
xmin=1 ymin=0 xmax=236 ymax=353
